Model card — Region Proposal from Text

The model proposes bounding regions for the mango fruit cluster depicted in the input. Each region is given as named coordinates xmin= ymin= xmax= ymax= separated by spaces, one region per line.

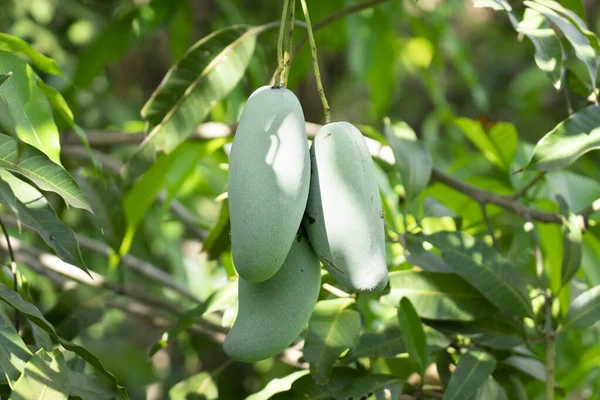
xmin=224 ymin=85 xmax=388 ymax=362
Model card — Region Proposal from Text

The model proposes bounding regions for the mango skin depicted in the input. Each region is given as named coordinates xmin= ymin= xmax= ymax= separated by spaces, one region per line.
xmin=228 ymin=85 xmax=310 ymax=282
xmin=223 ymin=234 xmax=321 ymax=362
xmin=303 ymin=122 xmax=388 ymax=292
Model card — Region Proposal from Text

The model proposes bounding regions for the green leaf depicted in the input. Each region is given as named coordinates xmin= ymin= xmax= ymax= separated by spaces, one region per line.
xmin=120 ymin=140 xmax=221 ymax=255
xmin=397 ymin=297 xmax=427 ymax=376
xmin=303 ymin=298 xmax=362 ymax=385
xmin=332 ymin=374 xmax=404 ymax=400
xmin=0 ymin=33 xmax=62 ymax=75
xmin=564 ymin=285 xmax=600 ymax=329
xmin=475 ymin=377 xmax=508 ymax=400
xmin=404 ymin=235 xmax=452 ymax=273
xmin=9 ymin=349 xmax=70 ymax=400
xmin=524 ymin=1 xmax=597 ymax=93
xmin=516 ymin=8 xmax=564 ymax=89
xmin=504 ymin=356 xmax=547 ymax=382
xmin=455 ymin=118 xmax=518 ymax=171
xmin=558 ymin=198 xmax=582 ymax=287
xmin=381 ymin=270 xmax=497 ymax=321
xmin=559 ymin=345 xmax=600 ymax=389
xmin=384 ymin=119 xmax=432 ymax=201
xmin=69 ymin=370 xmax=119 ymax=400
xmin=0 ymin=72 xmax=11 ymax=87
xmin=149 ymin=302 xmax=207 ymax=356
xmin=0 ymin=133 xmax=91 ymax=212
xmin=0 ymin=171 xmax=89 ymax=273
xmin=522 ymin=105 xmax=600 ymax=172
xmin=442 ymin=348 xmax=496 ymax=400
xmin=0 ymin=51 xmax=61 ymax=164
xmin=343 ymin=326 xmax=405 ymax=362
xmin=0 ymin=285 xmax=128 ymax=399
xmin=131 ymin=25 xmax=258 ymax=176
xmin=246 ymin=370 xmax=310 ymax=400
xmin=557 ymin=0 xmax=586 ymax=20
xmin=0 ymin=310 xmax=32 ymax=386
xmin=419 ymin=231 xmax=533 ymax=318
xmin=201 ymin=199 xmax=231 ymax=260
xmin=428 ymin=318 xmax=523 ymax=349
xmin=168 ymin=372 xmax=218 ymax=400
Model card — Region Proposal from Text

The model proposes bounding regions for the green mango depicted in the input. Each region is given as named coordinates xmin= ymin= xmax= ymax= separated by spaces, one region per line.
xmin=224 ymin=233 xmax=321 ymax=362
xmin=228 ymin=85 xmax=310 ymax=282
xmin=304 ymin=122 xmax=388 ymax=292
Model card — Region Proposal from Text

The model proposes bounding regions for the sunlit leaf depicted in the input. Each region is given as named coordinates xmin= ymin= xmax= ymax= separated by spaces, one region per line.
xmin=131 ymin=25 xmax=258 ymax=176
xmin=246 ymin=371 xmax=310 ymax=400
xmin=454 ymin=118 xmax=518 ymax=171
xmin=303 ymin=298 xmax=362 ymax=385
xmin=419 ymin=231 xmax=533 ymax=318
xmin=0 ymin=310 xmax=32 ymax=387
xmin=0 ymin=133 xmax=91 ymax=212
xmin=384 ymin=118 xmax=432 ymax=202
xmin=0 ymin=285 xmax=128 ymax=399
xmin=9 ymin=349 xmax=69 ymax=400
xmin=0 ymin=33 xmax=62 ymax=75
xmin=381 ymin=270 xmax=496 ymax=321
xmin=442 ymin=348 xmax=496 ymax=400
xmin=397 ymin=297 xmax=427 ymax=376
xmin=169 ymin=372 xmax=218 ymax=400
xmin=0 ymin=51 xmax=61 ymax=164
xmin=559 ymin=345 xmax=600 ymax=389
xmin=0 ymin=171 xmax=89 ymax=273
xmin=564 ymin=286 xmax=600 ymax=329
xmin=522 ymin=105 xmax=600 ymax=172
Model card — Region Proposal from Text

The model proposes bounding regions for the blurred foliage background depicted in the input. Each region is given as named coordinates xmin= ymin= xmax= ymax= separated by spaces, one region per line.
xmin=1 ymin=0 xmax=600 ymax=399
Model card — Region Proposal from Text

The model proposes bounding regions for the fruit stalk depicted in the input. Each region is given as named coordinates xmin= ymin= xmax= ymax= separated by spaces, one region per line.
xmin=281 ymin=0 xmax=296 ymax=85
xmin=299 ymin=0 xmax=331 ymax=123
xmin=274 ymin=0 xmax=290 ymax=87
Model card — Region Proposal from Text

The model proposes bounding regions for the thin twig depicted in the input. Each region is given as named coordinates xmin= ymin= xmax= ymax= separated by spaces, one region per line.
xmin=513 ymin=172 xmax=546 ymax=200
xmin=0 ymin=218 xmax=18 ymax=331
xmin=480 ymin=201 xmax=497 ymax=247
xmin=299 ymin=0 xmax=331 ymax=122
xmin=281 ymin=0 xmax=296 ymax=86
xmin=274 ymin=0 xmax=290 ymax=87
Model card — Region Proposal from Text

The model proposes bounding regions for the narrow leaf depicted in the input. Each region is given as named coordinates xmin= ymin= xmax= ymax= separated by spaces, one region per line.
xmin=201 ymin=198 xmax=231 ymax=260
xmin=559 ymin=198 xmax=582 ymax=287
xmin=168 ymin=372 xmax=218 ymax=400
xmin=475 ymin=377 xmax=508 ymax=400
xmin=381 ymin=270 xmax=497 ymax=321
xmin=0 ymin=310 xmax=32 ymax=387
xmin=0 ymin=33 xmax=62 ymax=75
xmin=455 ymin=118 xmax=517 ymax=170
xmin=428 ymin=318 xmax=523 ymax=349
xmin=69 ymin=370 xmax=119 ymax=400
xmin=397 ymin=298 xmax=427 ymax=376
xmin=419 ymin=231 xmax=533 ymax=318
xmin=384 ymin=119 xmax=432 ymax=201
xmin=523 ymin=105 xmax=600 ymax=172
xmin=343 ymin=326 xmax=405 ymax=362
xmin=303 ymin=298 xmax=362 ymax=385
xmin=504 ymin=356 xmax=547 ymax=382
xmin=442 ymin=348 xmax=496 ymax=400
xmin=130 ymin=25 xmax=258 ymax=176
xmin=0 ymin=133 xmax=91 ymax=212
xmin=0 ymin=51 xmax=61 ymax=164
xmin=149 ymin=302 xmax=207 ymax=356
xmin=0 ymin=285 xmax=128 ymax=399
xmin=246 ymin=370 xmax=310 ymax=400
xmin=0 ymin=72 xmax=11 ymax=87
xmin=564 ymin=285 xmax=600 ymax=329
xmin=9 ymin=349 xmax=70 ymax=400
xmin=0 ymin=171 xmax=89 ymax=273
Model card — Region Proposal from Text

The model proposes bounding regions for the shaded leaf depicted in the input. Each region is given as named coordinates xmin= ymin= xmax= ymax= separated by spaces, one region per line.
xmin=381 ymin=270 xmax=496 ymax=321
xmin=0 ymin=285 xmax=128 ymax=399
xmin=9 ymin=349 xmax=69 ymax=400
xmin=558 ymin=197 xmax=582 ymax=287
xmin=0 ymin=133 xmax=91 ymax=212
xmin=504 ymin=356 xmax=547 ymax=382
xmin=564 ymin=285 xmax=600 ymax=329
xmin=0 ymin=171 xmax=89 ymax=273
xmin=559 ymin=345 xmax=600 ymax=389
xmin=202 ymin=199 xmax=231 ymax=260
xmin=333 ymin=374 xmax=404 ymax=400
xmin=475 ymin=377 xmax=508 ymax=400
xmin=455 ymin=118 xmax=518 ymax=171
xmin=131 ymin=25 xmax=258 ymax=176
xmin=384 ymin=119 xmax=432 ymax=201
xmin=169 ymin=372 xmax=218 ymax=400
xmin=303 ymin=298 xmax=362 ymax=385
xmin=404 ymin=235 xmax=452 ymax=273
xmin=443 ymin=348 xmax=496 ymax=400
xmin=524 ymin=1 xmax=597 ymax=92
xmin=523 ymin=105 xmax=600 ymax=172
xmin=246 ymin=371 xmax=310 ymax=400
xmin=419 ymin=231 xmax=533 ymax=318
xmin=0 ymin=72 xmax=11 ymax=87
xmin=427 ymin=318 xmax=523 ymax=349
xmin=0 ymin=33 xmax=62 ymax=75
xmin=0 ymin=51 xmax=61 ymax=164
xmin=343 ymin=326 xmax=404 ymax=362
xmin=0 ymin=310 xmax=32 ymax=386
xmin=397 ymin=297 xmax=427 ymax=376
xmin=69 ymin=370 xmax=119 ymax=400
xmin=149 ymin=302 xmax=207 ymax=357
